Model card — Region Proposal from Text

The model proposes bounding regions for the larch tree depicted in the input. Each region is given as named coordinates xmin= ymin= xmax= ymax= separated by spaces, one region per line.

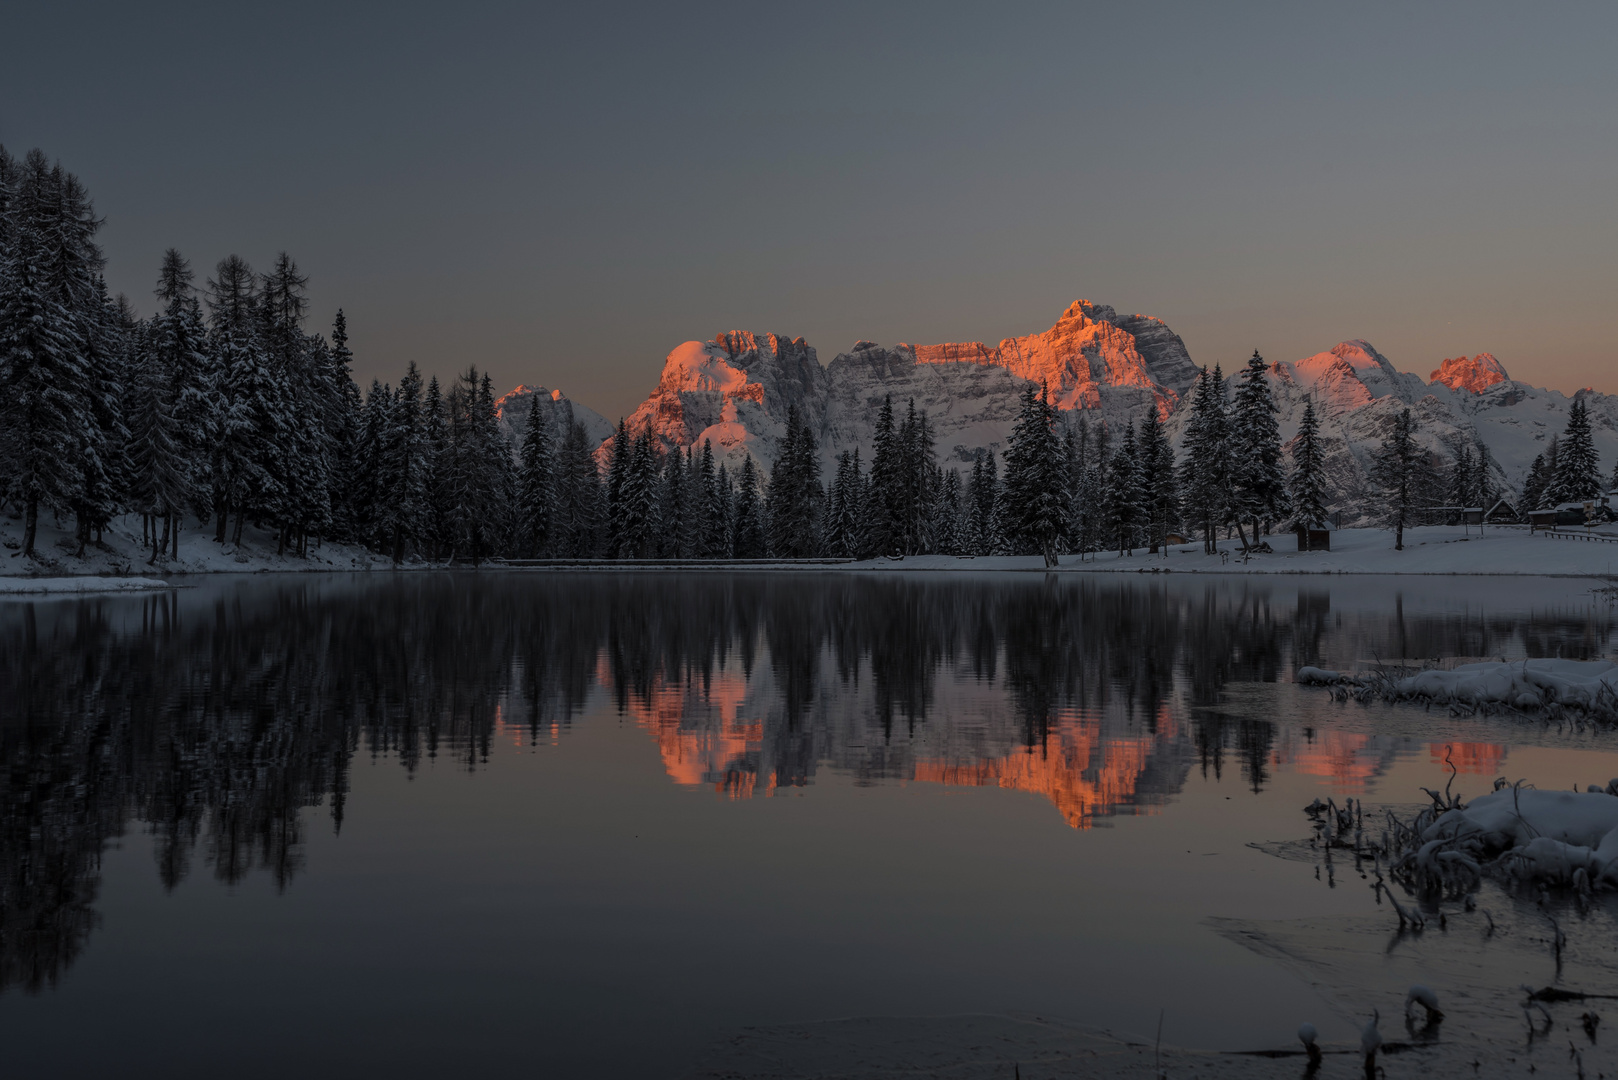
xmin=1371 ymin=407 xmax=1434 ymax=550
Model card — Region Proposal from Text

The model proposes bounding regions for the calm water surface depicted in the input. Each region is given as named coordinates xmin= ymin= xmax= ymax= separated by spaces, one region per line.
xmin=2 ymin=572 xmax=1616 ymax=1078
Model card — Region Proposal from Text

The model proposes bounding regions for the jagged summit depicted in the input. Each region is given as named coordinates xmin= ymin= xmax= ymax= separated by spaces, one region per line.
xmin=1430 ymin=353 xmax=1510 ymax=394
xmin=516 ymin=300 xmax=1618 ymax=523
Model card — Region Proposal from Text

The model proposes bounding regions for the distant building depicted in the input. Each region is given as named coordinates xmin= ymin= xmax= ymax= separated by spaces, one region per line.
xmin=1294 ymin=521 xmax=1333 ymax=551
xmin=1484 ymin=498 xmax=1519 ymax=524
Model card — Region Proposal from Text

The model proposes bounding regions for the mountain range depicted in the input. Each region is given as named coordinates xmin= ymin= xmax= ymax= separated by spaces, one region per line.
xmin=504 ymin=300 xmax=1618 ymax=524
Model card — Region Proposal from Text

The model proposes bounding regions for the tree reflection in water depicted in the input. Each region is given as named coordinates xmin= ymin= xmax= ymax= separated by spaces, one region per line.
xmin=0 ymin=573 xmax=1603 ymax=994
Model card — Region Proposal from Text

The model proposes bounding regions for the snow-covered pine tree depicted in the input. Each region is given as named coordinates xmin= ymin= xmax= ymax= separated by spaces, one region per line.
xmin=126 ymin=307 xmax=189 ymax=560
xmin=824 ymin=448 xmax=863 ymax=557
xmin=936 ymin=468 xmax=964 ymax=556
xmin=1521 ymin=452 xmax=1551 ymax=515
xmin=1448 ymin=443 xmax=1475 ymax=511
xmin=479 ymin=371 xmax=517 ymax=557
xmin=766 ymin=405 xmax=822 ymax=556
xmin=326 ymin=309 xmax=364 ymax=542
xmin=1135 ymin=408 xmax=1176 ymax=554
xmin=1000 ymin=383 xmax=1065 ymax=565
xmin=1107 ymin=422 xmax=1145 ymax=556
xmin=383 ymin=362 xmax=425 ymax=562
xmin=417 ymin=374 xmax=450 ymax=560
xmin=896 ymin=400 xmax=937 ymax=555
xmin=258 ymin=252 xmax=327 ymax=555
xmin=0 ymin=150 xmax=105 ymax=557
xmin=865 ymin=395 xmax=900 ymax=556
xmin=554 ymin=411 xmax=602 ymax=558
xmin=619 ymin=430 xmax=662 ymax=558
xmin=657 ymin=446 xmax=685 ymax=558
xmin=1228 ymin=350 xmax=1286 ymax=550
xmin=733 ymin=456 xmax=765 ymax=558
xmin=1548 ymin=397 xmax=1602 ymax=505
xmin=1286 ymin=396 xmax=1330 ymax=535
xmin=150 ymin=249 xmax=211 ymax=545
xmin=714 ymin=461 xmax=734 ymax=558
xmin=1371 ymin=407 xmax=1432 ymax=550
xmin=1178 ymin=366 xmax=1230 ymax=554
xmin=354 ymin=380 xmax=393 ymax=549
xmin=966 ymin=448 xmax=1002 ymax=556
xmin=696 ymin=439 xmax=724 ymax=557
xmin=205 ymin=255 xmax=279 ymax=546
xmin=604 ymin=419 xmax=629 ymax=558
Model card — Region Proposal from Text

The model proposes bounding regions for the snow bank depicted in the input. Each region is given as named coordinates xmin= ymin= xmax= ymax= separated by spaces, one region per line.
xmin=1393 ymin=659 xmax=1618 ymax=711
xmin=0 ymin=576 xmax=172 ymax=595
xmin=1421 ymin=787 xmax=1618 ymax=887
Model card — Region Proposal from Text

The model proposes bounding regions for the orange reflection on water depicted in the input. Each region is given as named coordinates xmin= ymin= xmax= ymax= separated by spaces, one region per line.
xmin=1270 ymin=729 xmax=1383 ymax=793
xmin=912 ymin=709 xmax=1169 ymax=830
xmin=1430 ymin=741 xmax=1508 ymax=776
xmin=620 ymin=673 xmax=768 ymax=799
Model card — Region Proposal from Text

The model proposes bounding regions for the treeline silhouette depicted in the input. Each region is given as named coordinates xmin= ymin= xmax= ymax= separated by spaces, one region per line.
xmin=2 ymin=573 xmax=1613 ymax=993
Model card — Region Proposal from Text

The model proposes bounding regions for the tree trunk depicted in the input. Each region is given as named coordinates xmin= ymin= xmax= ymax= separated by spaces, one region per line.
xmin=1394 ymin=518 xmax=1404 ymax=550
xmin=232 ymin=507 xmax=246 ymax=547
xmin=22 ymin=496 xmax=38 ymax=557
xmin=1234 ymin=518 xmax=1251 ymax=552
xmin=215 ymin=498 xmax=230 ymax=544
xmin=172 ymin=514 xmax=181 ymax=560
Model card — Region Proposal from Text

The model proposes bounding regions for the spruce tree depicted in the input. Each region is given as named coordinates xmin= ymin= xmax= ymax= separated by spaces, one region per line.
xmin=1287 ymin=395 xmax=1330 ymax=533
xmin=619 ymin=431 xmax=662 ymax=558
xmin=1000 ymin=383 xmax=1064 ymax=565
xmin=1229 ymin=350 xmax=1286 ymax=550
xmin=554 ymin=413 xmax=602 ymax=558
xmin=1522 ymin=452 xmax=1551 ymax=515
xmin=1107 ymin=422 xmax=1144 ymax=556
xmin=1178 ymin=366 xmax=1230 ymax=553
xmin=604 ymin=420 xmax=629 ymax=558
xmin=865 ymin=395 xmax=901 ymax=555
xmin=516 ymin=395 xmax=555 ymax=557
xmin=697 ymin=439 xmax=724 ymax=557
xmin=420 ymin=374 xmax=451 ymax=560
xmin=384 ymin=362 xmax=424 ymax=562
xmin=733 ymin=457 xmax=764 ymax=557
xmin=1548 ymin=398 xmax=1601 ymax=505
xmin=1136 ymin=408 xmax=1177 ymax=554
xmin=825 ymin=448 xmax=863 ymax=557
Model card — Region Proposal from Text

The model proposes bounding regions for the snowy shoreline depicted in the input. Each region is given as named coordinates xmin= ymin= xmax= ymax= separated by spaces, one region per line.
xmin=6 ymin=521 xmax=1618 ymax=580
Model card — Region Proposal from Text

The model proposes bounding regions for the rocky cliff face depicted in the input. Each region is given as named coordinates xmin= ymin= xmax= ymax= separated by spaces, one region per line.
xmin=494 ymin=385 xmax=614 ymax=448
xmin=594 ymin=300 xmax=1196 ymax=473
xmin=1430 ymin=353 xmax=1509 ymax=394
xmin=513 ymin=300 xmax=1618 ymax=523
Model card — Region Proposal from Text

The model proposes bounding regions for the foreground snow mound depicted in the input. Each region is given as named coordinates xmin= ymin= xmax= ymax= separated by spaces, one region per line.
xmin=1421 ymin=788 xmax=1618 ymax=888
xmin=0 ymin=576 xmax=171 ymax=594
xmin=1395 ymin=659 xmax=1618 ymax=711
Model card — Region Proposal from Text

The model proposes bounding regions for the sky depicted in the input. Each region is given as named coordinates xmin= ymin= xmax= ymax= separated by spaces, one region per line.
xmin=4 ymin=1 xmax=1616 ymax=421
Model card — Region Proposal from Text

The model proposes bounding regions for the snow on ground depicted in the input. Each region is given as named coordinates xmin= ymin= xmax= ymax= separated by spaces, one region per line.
xmin=0 ymin=576 xmax=172 ymax=594
xmin=0 ymin=511 xmax=398 ymax=578
xmin=850 ymin=525 xmax=1618 ymax=577
xmin=1394 ymin=658 xmax=1618 ymax=710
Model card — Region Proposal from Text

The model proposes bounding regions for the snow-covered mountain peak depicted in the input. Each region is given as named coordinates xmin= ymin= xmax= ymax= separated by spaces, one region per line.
xmin=494 ymin=383 xmax=615 ymax=446
xmin=1430 ymin=353 xmax=1510 ymax=394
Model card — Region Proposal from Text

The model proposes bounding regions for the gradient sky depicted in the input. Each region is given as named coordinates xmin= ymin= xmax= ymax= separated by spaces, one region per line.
xmin=5 ymin=1 xmax=1615 ymax=420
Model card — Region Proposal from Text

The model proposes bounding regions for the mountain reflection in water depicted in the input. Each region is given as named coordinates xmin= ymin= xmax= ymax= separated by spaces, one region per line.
xmin=1 ymin=572 xmax=1605 ymax=996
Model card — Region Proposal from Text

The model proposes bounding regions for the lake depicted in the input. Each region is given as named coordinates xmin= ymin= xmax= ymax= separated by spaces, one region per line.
xmin=2 ymin=571 xmax=1616 ymax=1078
